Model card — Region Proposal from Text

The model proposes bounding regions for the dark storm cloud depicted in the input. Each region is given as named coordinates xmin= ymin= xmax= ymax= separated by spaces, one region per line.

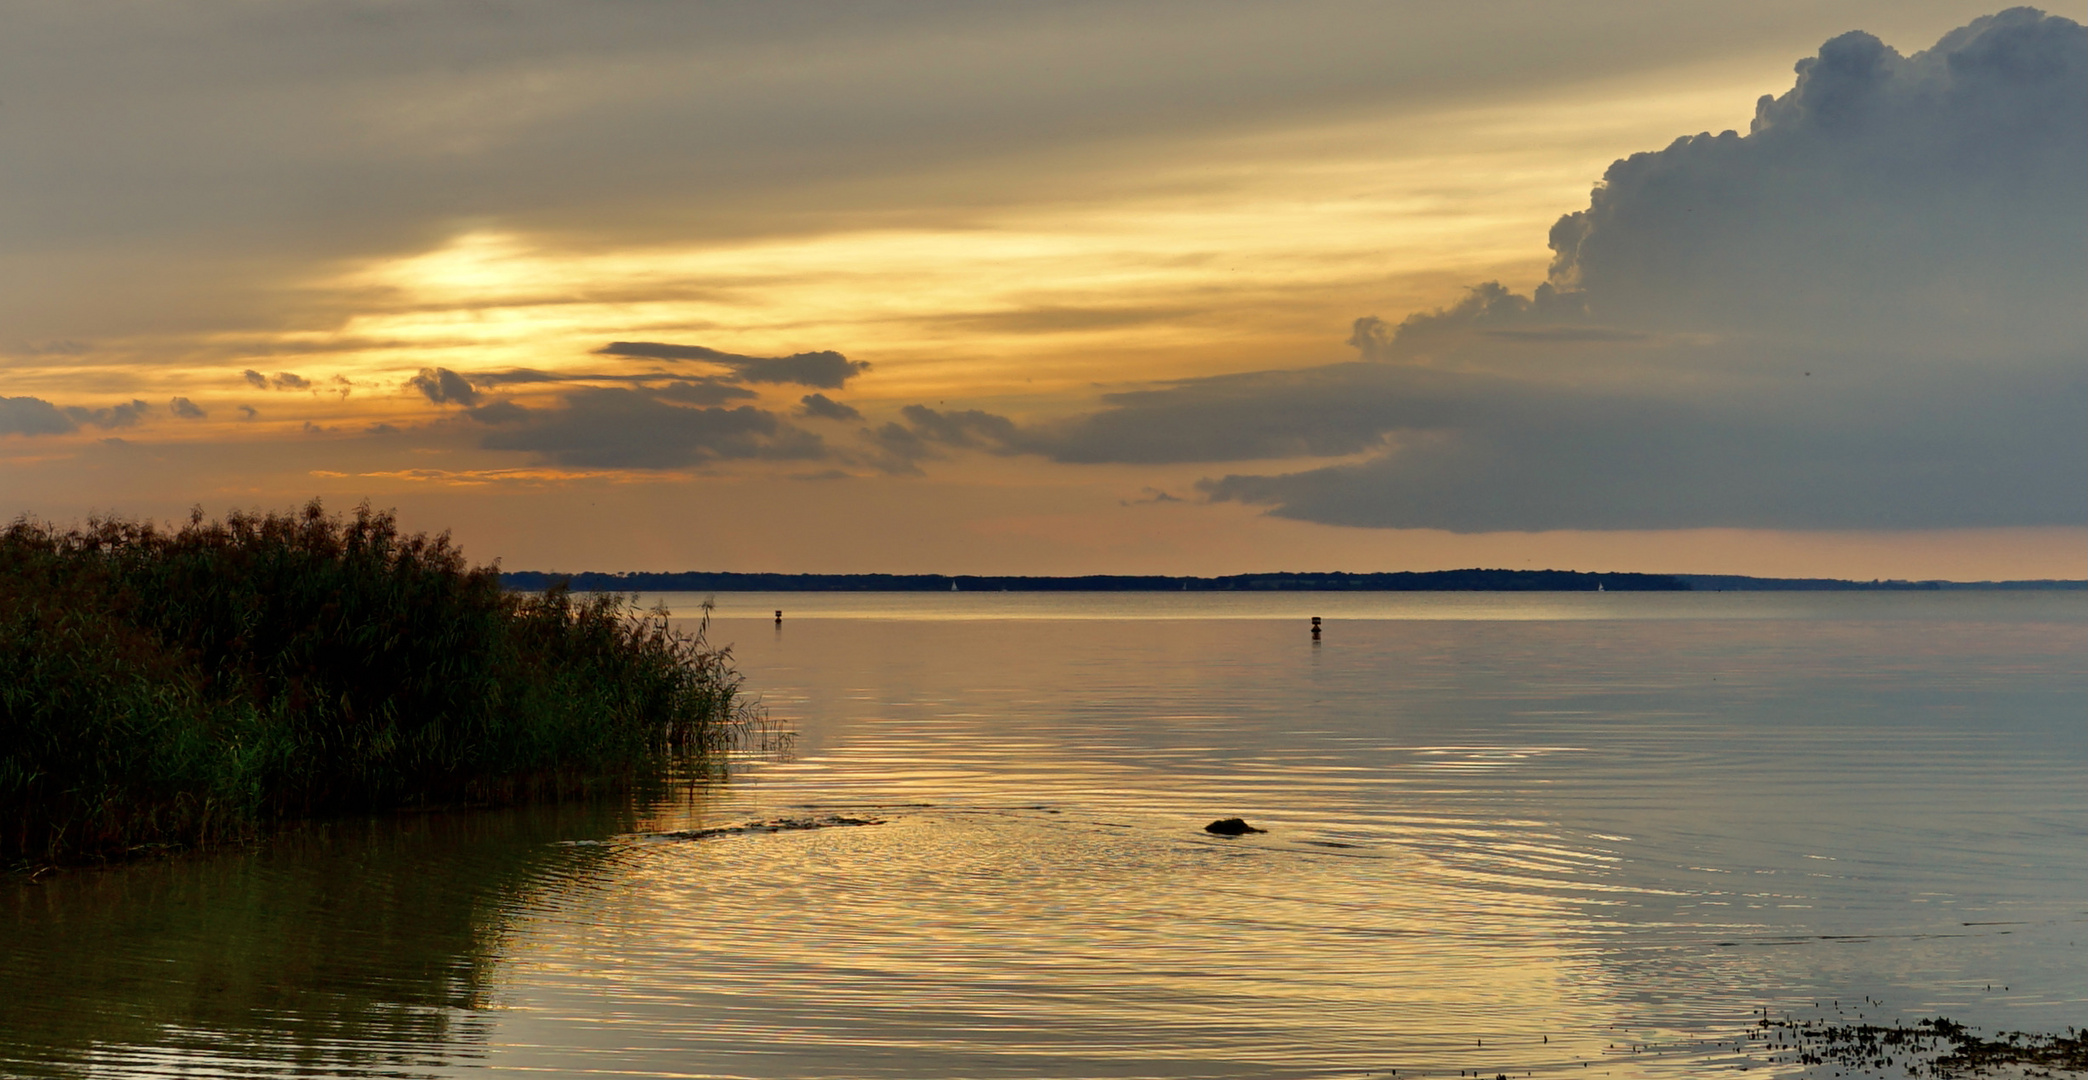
xmin=0 ymin=396 xmax=78 ymax=436
xmin=1195 ymin=361 xmax=2088 ymax=531
xmin=1035 ymin=371 xmax=1418 ymax=464
xmin=862 ymin=421 xmax=936 ymax=476
xmin=243 ymin=369 xmax=313 ymax=391
xmin=469 ymin=369 xmax=758 ymax=403
xmin=64 ymin=399 xmax=152 ymax=430
xmin=478 ymin=386 xmax=825 ymax=469
xmin=464 ymin=399 xmax=529 ymax=425
xmin=1349 ymin=283 xmax=1596 ymax=360
xmin=886 ymin=367 xmax=1466 ymax=464
xmin=896 ymin=404 xmax=1021 ymax=451
xmin=887 ymin=344 xmax=2086 ymax=530
xmin=595 ymin=343 xmax=869 ymax=389
xmin=0 ymin=396 xmax=153 ymax=435
xmin=887 ymin=10 xmax=2088 ymax=532
xmin=169 ymin=396 xmax=206 ymax=419
xmin=732 ymin=351 xmax=868 ymax=388
xmin=408 ymin=366 xmax=481 ymax=406
xmin=653 ymin=379 xmax=762 ymax=406
xmin=1347 ymin=282 xmax=1666 ymax=365
xmin=797 ymin=393 xmax=862 ymax=421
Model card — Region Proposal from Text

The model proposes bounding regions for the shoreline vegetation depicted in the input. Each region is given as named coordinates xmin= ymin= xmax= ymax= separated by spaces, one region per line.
xmin=500 ymin=569 xmax=2088 ymax=593
xmin=1 ymin=501 xmax=757 ymax=868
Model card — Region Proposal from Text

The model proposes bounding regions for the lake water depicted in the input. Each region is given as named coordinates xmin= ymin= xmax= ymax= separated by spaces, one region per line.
xmin=3 ymin=592 xmax=2084 ymax=1079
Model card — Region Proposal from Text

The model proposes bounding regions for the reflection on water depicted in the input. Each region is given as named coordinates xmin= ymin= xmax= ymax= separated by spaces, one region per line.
xmin=3 ymin=594 xmax=2084 ymax=1078
xmin=0 ymin=803 xmax=643 ymax=1078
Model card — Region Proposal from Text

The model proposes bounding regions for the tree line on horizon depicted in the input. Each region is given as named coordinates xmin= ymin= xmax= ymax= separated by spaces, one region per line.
xmin=502 ymin=569 xmax=1691 ymax=592
xmin=500 ymin=570 xmax=2086 ymax=592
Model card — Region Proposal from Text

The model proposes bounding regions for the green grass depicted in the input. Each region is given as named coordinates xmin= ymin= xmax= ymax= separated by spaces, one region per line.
xmin=0 ymin=500 xmax=755 ymax=865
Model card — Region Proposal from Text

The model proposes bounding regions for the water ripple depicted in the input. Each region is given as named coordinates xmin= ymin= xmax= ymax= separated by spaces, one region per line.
xmin=3 ymin=596 xmax=2082 ymax=1078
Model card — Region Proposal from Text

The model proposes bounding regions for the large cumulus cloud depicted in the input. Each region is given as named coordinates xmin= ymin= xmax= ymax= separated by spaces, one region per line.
xmin=1546 ymin=7 xmax=2086 ymax=342
xmin=888 ymin=9 xmax=2088 ymax=532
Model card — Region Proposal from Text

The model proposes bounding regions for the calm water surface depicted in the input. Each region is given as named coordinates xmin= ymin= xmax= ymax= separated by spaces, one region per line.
xmin=4 ymin=592 xmax=2084 ymax=1078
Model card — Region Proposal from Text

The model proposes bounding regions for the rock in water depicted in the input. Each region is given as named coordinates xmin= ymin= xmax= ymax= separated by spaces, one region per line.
xmin=1204 ymin=817 xmax=1265 ymax=835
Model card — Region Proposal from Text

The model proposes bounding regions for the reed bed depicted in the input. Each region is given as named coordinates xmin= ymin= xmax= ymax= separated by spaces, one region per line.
xmin=0 ymin=500 xmax=753 ymax=865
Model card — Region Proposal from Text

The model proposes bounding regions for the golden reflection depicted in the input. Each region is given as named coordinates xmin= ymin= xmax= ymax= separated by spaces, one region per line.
xmin=0 ymin=802 xmax=645 ymax=1078
xmin=5 ymin=607 xmax=2080 ymax=1076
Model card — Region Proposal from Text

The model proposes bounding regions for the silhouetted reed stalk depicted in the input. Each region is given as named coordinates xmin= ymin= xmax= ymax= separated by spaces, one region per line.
xmin=0 ymin=500 xmax=758 ymax=865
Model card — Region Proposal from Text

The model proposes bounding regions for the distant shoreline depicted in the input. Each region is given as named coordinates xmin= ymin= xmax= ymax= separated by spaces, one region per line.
xmin=502 ymin=569 xmax=2088 ymax=593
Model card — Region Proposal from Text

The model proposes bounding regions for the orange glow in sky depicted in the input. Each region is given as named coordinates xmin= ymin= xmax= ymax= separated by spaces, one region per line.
xmin=3 ymin=2 xmax=2080 ymax=580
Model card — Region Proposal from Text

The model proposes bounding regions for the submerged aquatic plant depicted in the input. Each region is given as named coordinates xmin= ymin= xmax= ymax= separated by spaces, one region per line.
xmin=0 ymin=500 xmax=758 ymax=865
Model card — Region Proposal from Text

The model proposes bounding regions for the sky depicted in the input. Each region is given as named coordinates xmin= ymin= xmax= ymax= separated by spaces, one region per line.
xmin=3 ymin=1 xmax=2082 ymax=579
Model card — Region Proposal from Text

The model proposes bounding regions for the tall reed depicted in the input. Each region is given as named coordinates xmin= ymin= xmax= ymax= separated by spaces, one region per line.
xmin=0 ymin=500 xmax=751 ymax=865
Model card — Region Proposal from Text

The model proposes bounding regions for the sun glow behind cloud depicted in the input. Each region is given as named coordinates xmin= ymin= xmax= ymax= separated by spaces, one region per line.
xmin=99 ymin=59 xmax=1767 ymax=438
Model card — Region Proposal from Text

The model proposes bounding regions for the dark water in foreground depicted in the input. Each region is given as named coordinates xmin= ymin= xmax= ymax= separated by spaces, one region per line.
xmin=3 ymin=592 xmax=2084 ymax=1078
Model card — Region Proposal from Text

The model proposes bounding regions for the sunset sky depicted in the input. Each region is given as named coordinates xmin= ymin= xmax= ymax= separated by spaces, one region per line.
xmin=4 ymin=1 xmax=2082 ymax=579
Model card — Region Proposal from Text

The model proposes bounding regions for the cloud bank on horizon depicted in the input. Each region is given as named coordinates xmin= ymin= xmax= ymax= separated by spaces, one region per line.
xmin=885 ymin=7 xmax=2086 ymax=531
xmin=411 ymin=342 xmax=872 ymax=469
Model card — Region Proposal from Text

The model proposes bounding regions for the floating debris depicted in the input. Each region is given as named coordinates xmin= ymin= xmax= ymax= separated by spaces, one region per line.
xmin=1355 ymin=1014 xmax=2087 ymax=1078
xmin=657 ymin=815 xmax=887 ymax=841
xmin=1569 ymin=1014 xmax=2088 ymax=1078
xmin=1205 ymin=817 xmax=1265 ymax=835
xmin=1746 ymin=1015 xmax=2088 ymax=1077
